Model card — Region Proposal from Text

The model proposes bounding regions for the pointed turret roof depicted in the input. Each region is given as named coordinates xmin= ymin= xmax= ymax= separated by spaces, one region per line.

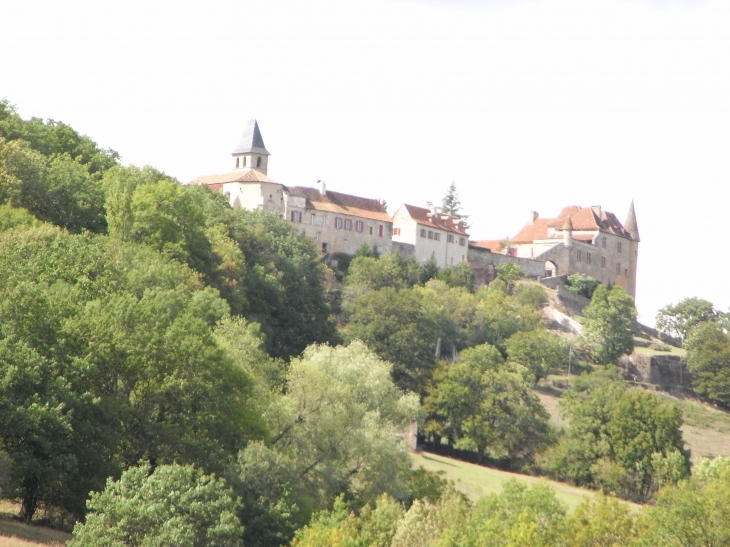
xmin=562 ymin=215 xmax=573 ymax=231
xmin=624 ymin=200 xmax=640 ymax=242
xmin=232 ymin=119 xmax=270 ymax=156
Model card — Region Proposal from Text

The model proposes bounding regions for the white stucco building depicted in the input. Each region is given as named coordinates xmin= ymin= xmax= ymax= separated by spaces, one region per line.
xmin=391 ymin=203 xmax=469 ymax=269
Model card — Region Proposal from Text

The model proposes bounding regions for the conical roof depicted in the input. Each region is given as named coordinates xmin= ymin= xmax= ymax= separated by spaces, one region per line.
xmin=624 ymin=200 xmax=640 ymax=242
xmin=232 ymin=119 xmax=270 ymax=156
xmin=562 ymin=215 xmax=573 ymax=231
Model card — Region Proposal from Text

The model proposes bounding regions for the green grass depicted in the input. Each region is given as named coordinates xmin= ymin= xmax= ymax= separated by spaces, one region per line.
xmin=633 ymin=345 xmax=686 ymax=357
xmin=411 ymin=451 xmax=616 ymax=511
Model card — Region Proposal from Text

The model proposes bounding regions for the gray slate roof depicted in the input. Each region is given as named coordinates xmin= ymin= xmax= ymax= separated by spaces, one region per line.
xmin=232 ymin=119 xmax=270 ymax=156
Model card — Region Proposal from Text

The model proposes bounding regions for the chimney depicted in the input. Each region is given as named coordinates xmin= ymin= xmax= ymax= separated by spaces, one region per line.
xmin=530 ymin=211 xmax=539 ymax=224
xmin=427 ymin=202 xmax=438 ymax=214
xmin=591 ymin=205 xmax=602 ymax=217
xmin=318 ymin=180 xmax=326 ymax=196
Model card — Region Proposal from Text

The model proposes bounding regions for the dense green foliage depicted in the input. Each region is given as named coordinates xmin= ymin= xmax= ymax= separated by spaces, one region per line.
xmin=564 ymin=273 xmax=600 ymax=299
xmin=543 ymin=369 xmax=689 ymax=501
xmin=2 ymin=103 xmax=721 ymax=546
xmin=685 ymin=321 xmax=730 ymax=407
xmin=424 ymin=345 xmax=550 ymax=464
xmin=580 ymin=285 xmax=637 ymax=364
xmin=70 ymin=463 xmax=243 ymax=547
xmin=440 ymin=182 xmax=469 ymax=228
xmin=656 ymin=296 xmax=725 ymax=341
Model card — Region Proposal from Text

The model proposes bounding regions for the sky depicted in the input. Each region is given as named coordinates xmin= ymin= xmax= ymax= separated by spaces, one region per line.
xmin=4 ymin=0 xmax=729 ymax=325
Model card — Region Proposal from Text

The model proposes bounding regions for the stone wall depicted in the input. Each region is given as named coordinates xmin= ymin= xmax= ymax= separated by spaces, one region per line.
xmin=392 ymin=241 xmax=416 ymax=260
xmin=620 ymin=353 xmax=691 ymax=387
xmin=467 ymin=246 xmax=546 ymax=287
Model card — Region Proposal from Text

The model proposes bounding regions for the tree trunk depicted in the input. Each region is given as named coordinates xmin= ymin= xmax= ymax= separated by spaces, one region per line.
xmin=20 ymin=495 xmax=37 ymax=523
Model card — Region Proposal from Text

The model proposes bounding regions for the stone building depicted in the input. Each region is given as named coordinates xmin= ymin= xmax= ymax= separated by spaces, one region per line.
xmin=189 ymin=119 xmax=391 ymax=255
xmin=391 ymin=203 xmax=469 ymax=269
xmin=282 ymin=181 xmax=392 ymax=256
xmin=473 ymin=203 xmax=640 ymax=297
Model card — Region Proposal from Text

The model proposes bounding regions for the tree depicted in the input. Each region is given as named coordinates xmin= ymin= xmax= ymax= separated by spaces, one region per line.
xmin=565 ymin=273 xmax=600 ymax=299
xmin=564 ymin=493 xmax=640 ymax=547
xmin=245 ymin=343 xmax=419 ymax=516
xmin=70 ymin=463 xmax=243 ymax=547
xmin=640 ymin=468 xmax=730 ymax=547
xmin=420 ymin=253 xmax=440 ymax=284
xmin=656 ymin=297 xmax=724 ymax=340
xmin=495 ymin=262 xmax=524 ymax=294
xmin=440 ymin=182 xmax=469 ymax=228
xmin=544 ymin=369 xmax=689 ymax=501
xmin=581 ymin=284 xmax=637 ymax=365
xmin=424 ymin=344 xmax=550 ymax=463
xmin=684 ymin=321 xmax=730 ymax=407
xmin=437 ymin=261 xmax=475 ymax=292
xmin=346 ymin=287 xmax=443 ymax=392
xmin=440 ymin=480 xmax=567 ymax=547
xmin=505 ymin=330 xmax=569 ymax=384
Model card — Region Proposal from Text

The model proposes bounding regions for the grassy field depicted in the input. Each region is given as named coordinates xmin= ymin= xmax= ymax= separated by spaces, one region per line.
xmin=0 ymin=502 xmax=71 ymax=546
xmin=411 ymin=451 xmax=610 ymax=510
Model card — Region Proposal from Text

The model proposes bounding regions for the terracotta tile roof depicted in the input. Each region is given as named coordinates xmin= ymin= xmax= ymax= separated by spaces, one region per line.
xmin=188 ymin=168 xmax=279 ymax=186
xmin=510 ymin=206 xmax=631 ymax=243
xmin=401 ymin=204 xmax=469 ymax=236
xmin=284 ymin=186 xmax=391 ymax=223
xmin=472 ymin=240 xmax=507 ymax=253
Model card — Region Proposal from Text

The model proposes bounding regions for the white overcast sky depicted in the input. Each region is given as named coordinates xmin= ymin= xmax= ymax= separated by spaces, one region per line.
xmin=4 ymin=0 xmax=729 ymax=325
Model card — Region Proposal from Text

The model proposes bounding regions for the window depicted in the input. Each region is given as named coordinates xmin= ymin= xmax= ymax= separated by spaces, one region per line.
xmin=447 ymin=234 xmax=454 ymax=243
xmin=420 ymin=228 xmax=426 ymax=238
xmin=617 ymin=241 xmax=622 ymax=253
xmin=577 ymin=250 xmax=582 ymax=262
xmin=392 ymin=227 xmax=400 ymax=235
xmin=378 ymin=225 xmax=384 ymax=237
xmin=587 ymin=253 xmax=592 ymax=264
xmin=235 ymin=157 xmax=240 ymax=168
xmin=370 ymin=226 xmax=373 ymax=235
xmin=290 ymin=211 xmax=302 ymax=223
xmin=434 ymin=232 xmax=440 ymax=241
xmin=428 ymin=230 xmax=434 ymax=240
xmin=616 ymin=263 xmax=621 ymax=275
xmin=344 ymin=219 xmax=352 ymax=231
xmin=316 ymin=231 xmax=321 ymax=241
xmin=242 ymin=157 xmax=246 ymax=167
xmin=624 ymin=268 xmax=628 ymax=277
xmin=323 ymin=215 xmax=329 ymax=228
xmin=335 ymin=217 xmax=343 ymax=229
xmin=459 ymin=237 xmax=466 ymax=246
xmin=601 ymin=256 xmax=606 ymax=267
xmin=310 ymin=214 xmax=316 ymax=226
xmin=356 ymin=221 xmax=364 ymax=232
xmin=256 ymin=157 xmax=262 ymax=168
xmin=602 ymin=237 xmax=607 ymax=248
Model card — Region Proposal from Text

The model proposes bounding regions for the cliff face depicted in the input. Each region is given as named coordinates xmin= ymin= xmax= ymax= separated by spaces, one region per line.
xmin=620 ymin=352 xmax=691 ymax=387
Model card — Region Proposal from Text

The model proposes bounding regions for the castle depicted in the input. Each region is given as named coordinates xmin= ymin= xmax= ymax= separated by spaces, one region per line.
xmin=190 ymin=120 xmax=640 ymax=298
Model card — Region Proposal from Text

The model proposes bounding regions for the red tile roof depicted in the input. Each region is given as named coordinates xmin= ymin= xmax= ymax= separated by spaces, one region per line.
xmin=189 ymin=168 xmax=278 ymax=186
xmin=401 ymin=204 xmax=469 ymax=236
xmin=284 ymin=186 xmax=391 ymax=223
xmin=510 ymin=206 xmax=631 ymax=243
xmin=471 ymin=240 xmax=507 ymax=253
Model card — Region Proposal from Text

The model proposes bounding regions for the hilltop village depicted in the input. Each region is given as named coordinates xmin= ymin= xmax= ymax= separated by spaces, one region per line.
xmin=191 ymin=119 xmax=641 ymax=297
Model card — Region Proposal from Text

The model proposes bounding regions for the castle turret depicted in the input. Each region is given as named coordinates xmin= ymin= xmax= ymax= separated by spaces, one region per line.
xmin=562 ymin=215 xmax=573 ymax=247
xmin=232 ymin=119 xmax=270 ymax=174
xmin=624 ymin=200 xmax=640 ymax=242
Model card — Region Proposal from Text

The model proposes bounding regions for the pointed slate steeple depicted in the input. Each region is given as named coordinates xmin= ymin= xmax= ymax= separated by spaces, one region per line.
xmin=231 ymin=119 xmax=271 ymax=174
xmin=624 ymin=200 xmax=640 ymax=242
xmin=232 ymin=119 xmax=270 ymax=156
